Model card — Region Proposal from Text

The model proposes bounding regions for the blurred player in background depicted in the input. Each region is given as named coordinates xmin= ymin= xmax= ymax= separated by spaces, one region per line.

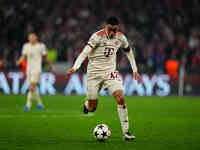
xmin=16 ymin=33 xmax=56 ymax=111
xmin=66 ymin=17 xmax=141 ymax=140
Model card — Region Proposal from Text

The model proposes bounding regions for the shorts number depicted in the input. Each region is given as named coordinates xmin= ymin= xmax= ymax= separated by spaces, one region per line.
xmin=104 ymin=48 xmax=114 ymax=57
xmin=110 ymin=71 xmax=120 ymax=80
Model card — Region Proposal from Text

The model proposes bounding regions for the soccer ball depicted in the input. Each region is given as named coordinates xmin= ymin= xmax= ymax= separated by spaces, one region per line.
xmin=93 ymin=124 xmax=111 ymax=141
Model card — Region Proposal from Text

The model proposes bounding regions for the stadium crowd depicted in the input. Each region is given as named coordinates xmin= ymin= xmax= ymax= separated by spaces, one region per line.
xmin=0 ymin=0 xmax=200 ymax=77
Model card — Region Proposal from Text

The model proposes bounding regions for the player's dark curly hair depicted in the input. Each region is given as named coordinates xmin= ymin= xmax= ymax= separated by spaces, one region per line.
xmin=106 ymin=16 xmax=119 ymax=25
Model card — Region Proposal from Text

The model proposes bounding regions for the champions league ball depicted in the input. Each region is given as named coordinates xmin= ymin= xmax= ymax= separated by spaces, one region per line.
xmin=93 ymin=124 xmax=111 ymax=141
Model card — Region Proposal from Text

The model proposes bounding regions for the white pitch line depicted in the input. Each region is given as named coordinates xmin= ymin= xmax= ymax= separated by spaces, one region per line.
xmin=0 ymin=113 xmax=94 ymax=118
xmin=0 ymin=114 xmax=94 ymax=118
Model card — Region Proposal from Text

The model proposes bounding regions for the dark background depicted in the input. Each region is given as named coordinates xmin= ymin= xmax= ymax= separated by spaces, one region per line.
xmin=0 ymin=0 xmax=200 ymax=95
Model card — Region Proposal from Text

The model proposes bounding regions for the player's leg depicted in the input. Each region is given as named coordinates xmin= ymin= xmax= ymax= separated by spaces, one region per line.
xmin=113 ymin=90 xmax=135 ymax=140
xmin=83 ymin=99 xmax=98 ymax=113
xmin=24 ymin=82 xmax=35 ymax=111
xmin=83 ymin=76 xmax=102 ymax=114
xmin=33 ymin=88 xmax=43 ymax=110
xmin=24 ymin=74 xmax=32 ymax=110
xmin=105 ymin=78 xmax=135 ymax=140
xmin=84 ymin=90 xmax=99 ymax=113
xmin=31 ymin=73 xmax=43 ymax=110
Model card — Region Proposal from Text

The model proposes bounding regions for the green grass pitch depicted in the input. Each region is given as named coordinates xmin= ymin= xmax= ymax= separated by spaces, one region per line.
xmin=0 ymin=94 xmax=200 ymax=150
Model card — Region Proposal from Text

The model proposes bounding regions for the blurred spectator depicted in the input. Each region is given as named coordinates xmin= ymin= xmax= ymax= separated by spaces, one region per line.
xmin=0 ymin=56 xmax=8 ymax=72
xmin=188 ymin=28 xmax=200 ymax=49
xmin=0 ymin=59 xmax=3 ymax=71
xmin=191 ymin=49 xmax=200 ymax=72
xmin=118 ymin=55 xmax=129 ymax=72
xmin=48 ymin=48 xmax=58 ymax=63
xmin=152 ymin=42 xmax=167 ymax=73
xmin=20 ymin=59 xmax=27 ymax=75
xmin=165 ymin=52 xmax=179 ymax=80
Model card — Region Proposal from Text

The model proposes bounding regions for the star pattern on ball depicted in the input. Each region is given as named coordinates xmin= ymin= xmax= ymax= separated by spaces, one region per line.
xmin=98 ymin=125 xmax=104 ymax=129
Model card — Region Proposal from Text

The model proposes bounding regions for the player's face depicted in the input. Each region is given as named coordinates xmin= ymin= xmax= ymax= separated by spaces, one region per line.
xmin=106 ymin=24 xmax=119 ymax=39
xmin=28 ymin=33 xmax=38 ymax=44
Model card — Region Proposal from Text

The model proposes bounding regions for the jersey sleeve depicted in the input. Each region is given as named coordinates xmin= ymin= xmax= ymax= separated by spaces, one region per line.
xmin=41 ymin=44 xmax=47 ymax=56
xmin=22 ymin=44 xmax=28 ymax=56
xmin=87 ymin=33 xmax=99 ymax=49
xmin=120 ymin=34 xmax=129 ymax=49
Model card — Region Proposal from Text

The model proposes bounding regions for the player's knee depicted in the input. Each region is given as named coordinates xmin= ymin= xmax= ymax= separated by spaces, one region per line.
xmin=89 ymin=106 xmax=97 ymax=112
xmin=29 ymin=84 xmax=36 ymax=92
xmin=29 ymin=87 xmax=34 ymax=92
xmin=113 ymin=90 xmax=125 ymax=106
xmin=89 ymin=104 xmax=97 ymax=112
xmin=118 ymin=97 xmax=125 ymax=106
xmin=88 ymin=100 xmax=97 ymax=112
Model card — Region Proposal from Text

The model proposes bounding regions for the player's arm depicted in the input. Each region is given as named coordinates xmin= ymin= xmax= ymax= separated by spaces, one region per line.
xmin=44 ymin=55 xmax=56 ymax=74
xmin=66 ymin=45 xmax=92 ymax=78
xmin=123 ymin=46 xmax=137 ymax=72
xmin=16 ymin=55 xmax=26 ymax=66
xmin=41 ymin=43 xmax=56 ymax=74
xmin=120 ymin=33 xmax=141 ymax=84
xmin=16 ymin=44 xmax=27 ymax=66
xmin=123 ymin=46 xmax=141 ymax=84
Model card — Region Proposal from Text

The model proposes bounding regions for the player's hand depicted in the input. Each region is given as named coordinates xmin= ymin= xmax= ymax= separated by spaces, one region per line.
xmin=133 ymin=72 xmax=142 ymax=84
xmin=16 ymin=60 xmax=21 ymax=66
xmin=50 ymin=65 xmax=56 ymax=74
xmin=66 ymin=68 xmax=76 ymax=79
